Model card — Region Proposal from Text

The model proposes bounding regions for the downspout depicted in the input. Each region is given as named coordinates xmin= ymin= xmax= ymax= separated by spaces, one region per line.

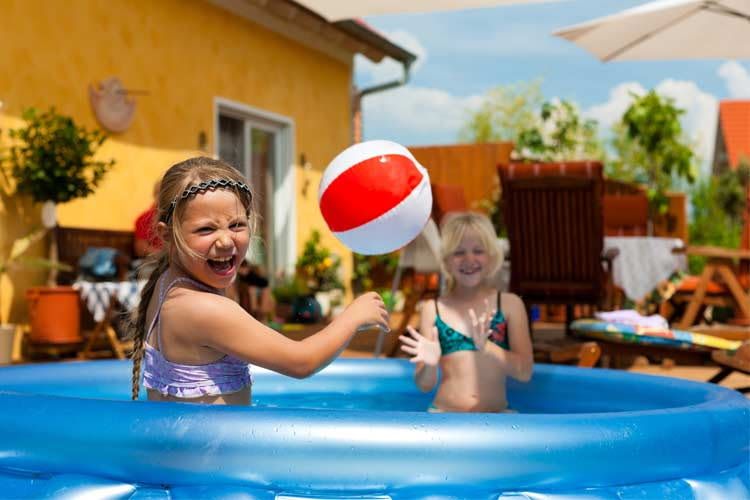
xmin=362 ymin=60 xmax=413 ymax=357
xmin=352 ymin=60 xmax=413 ymax=143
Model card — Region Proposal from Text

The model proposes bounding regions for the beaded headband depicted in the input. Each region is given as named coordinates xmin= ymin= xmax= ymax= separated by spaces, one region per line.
xmin=162 ymin=178 xmax=252 ymax=224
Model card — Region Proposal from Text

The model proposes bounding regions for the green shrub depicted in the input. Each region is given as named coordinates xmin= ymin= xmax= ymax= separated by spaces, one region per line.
xmin=9 ymin=107 xmax=114 ymax=203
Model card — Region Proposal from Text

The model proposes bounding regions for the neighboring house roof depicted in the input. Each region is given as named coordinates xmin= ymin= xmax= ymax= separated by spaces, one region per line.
xmin=719 ymin=100 xmax=750 ymax=168
xmin=208 ymin=0 xmax=416 ymax=66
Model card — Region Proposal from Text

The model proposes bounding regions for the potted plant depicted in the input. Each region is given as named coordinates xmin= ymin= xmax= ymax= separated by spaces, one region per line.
xmin=7 ymin=107 xmax=114 ymax=344
xmin=294 ymin=230 xmax=344 ymax=322
xmin=0 ymin=229 xmax=45 ymax=363
xmin=351 ymin=252 xmax=399 ymax=295
xmin=271 ymin=274 xmax=308 ymax=323
xmin=0 ymin=228 xmax=71 ymax=362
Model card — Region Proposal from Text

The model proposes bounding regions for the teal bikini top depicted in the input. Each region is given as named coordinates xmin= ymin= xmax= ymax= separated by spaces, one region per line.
xmin=435 ymin=292 xmax=509 ymax=355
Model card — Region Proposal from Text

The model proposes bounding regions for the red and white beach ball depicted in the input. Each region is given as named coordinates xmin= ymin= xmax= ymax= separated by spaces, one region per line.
xmin=319 ymin=140 xmax=432 ymax=255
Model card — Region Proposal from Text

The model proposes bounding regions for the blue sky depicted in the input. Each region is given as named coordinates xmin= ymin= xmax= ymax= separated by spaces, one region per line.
xmin=354 ymin=0 xmax=750 ymax=178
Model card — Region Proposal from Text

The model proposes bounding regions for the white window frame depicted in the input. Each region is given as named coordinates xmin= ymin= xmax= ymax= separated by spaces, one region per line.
xmin=214 ymin=97 xmax=296 ymax=278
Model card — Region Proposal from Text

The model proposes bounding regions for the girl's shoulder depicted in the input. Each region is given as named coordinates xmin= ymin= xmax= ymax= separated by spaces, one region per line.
xmin=167 ymin=285 xmax=235 ymax=308
xmin=162 ymin=285 xmax=239 ymax=322
xmin=498 ymin=291 xmax=525 ymax=314
xmin=498 ymin=290 xmax=522 ymax=302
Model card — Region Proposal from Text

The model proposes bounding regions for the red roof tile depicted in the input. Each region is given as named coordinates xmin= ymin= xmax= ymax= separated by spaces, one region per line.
xmin=719 ymin=100 xmax=750 ymax=168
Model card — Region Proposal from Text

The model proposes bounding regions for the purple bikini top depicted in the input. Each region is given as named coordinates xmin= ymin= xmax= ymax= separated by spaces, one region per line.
xmin=142 ymin=276 xmax=252 ymax=398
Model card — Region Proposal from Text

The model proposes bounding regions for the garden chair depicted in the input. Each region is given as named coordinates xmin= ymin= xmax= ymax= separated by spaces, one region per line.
xmin=497 ymin=161 xmax=618 ymax=333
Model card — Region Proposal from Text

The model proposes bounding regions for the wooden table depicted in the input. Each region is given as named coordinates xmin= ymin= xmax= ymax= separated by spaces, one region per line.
xmin=676 ymin=246 xmax=750 ymax=329
xmin=74 ymin=280 xmax=144 ymax=359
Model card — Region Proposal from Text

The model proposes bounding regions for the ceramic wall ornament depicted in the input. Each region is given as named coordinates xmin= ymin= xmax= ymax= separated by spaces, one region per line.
xmin=88 ymin=77 xmax=137 ymax=133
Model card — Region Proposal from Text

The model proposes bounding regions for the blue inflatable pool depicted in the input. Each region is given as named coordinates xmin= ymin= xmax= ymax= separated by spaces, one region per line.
xmin=0 ymin=359 xmax=748 ymax=499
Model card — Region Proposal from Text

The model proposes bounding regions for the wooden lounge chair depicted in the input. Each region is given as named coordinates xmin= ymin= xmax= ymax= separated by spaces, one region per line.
xmin=498 ymin=161 xmax=618 ymax=333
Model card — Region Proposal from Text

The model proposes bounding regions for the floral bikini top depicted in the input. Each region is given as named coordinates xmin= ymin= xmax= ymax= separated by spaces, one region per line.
xmin=434 ymin=292 xmax=509 ymax=355
xmin=142 ymin=276 xmax=252 ymax=399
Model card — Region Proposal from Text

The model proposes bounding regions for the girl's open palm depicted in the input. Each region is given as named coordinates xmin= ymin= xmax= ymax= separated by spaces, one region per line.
xmin=468 ymin=303 xmax=493 ymax=351
xmin=399 ymin=326 xmax=441 ymax=366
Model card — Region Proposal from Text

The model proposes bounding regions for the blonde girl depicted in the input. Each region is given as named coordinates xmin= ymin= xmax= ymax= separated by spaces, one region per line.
xmin=399 ymin=212 xmax=533 ymax=412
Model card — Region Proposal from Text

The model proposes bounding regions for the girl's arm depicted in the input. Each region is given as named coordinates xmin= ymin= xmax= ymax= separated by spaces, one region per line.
xmin=482 ymin=293 xmax=533 ymax=382
xmin=410 ymin=300 xmax=440 ymax=392
xmin=180 ymin=291 xmax=388 ymax=378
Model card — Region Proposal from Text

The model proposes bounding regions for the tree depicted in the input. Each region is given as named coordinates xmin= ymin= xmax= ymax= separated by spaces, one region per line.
xmin=514 ymin=99 xmax=606 ymax=162
xmin=7 ymin=107 xmax=114 ymax=283
xmin=9 ymin=107 xmax=113 ymax=204
xmin=459 ymin=80 xmax=543 ymax=143
xmin=687 ymin=164 xmax=750 ymax=274
xmin=610 ymin=91 xmax=696 ymax=217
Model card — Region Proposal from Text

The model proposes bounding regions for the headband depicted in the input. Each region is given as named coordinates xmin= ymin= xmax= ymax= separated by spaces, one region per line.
xmin=162 ymin=178 xmax=252 ymax=224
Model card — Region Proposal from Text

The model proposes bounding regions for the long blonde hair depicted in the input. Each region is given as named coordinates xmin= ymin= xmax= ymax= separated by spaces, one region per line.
xmin=440 ymin=211 xmax=502 ymax=291
xmin=128 ymin=157 xmax=256 ymax=400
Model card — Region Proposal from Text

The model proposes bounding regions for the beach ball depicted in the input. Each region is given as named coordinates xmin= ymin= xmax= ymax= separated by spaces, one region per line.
xmin=319 ymin=140 xmax=432 ymax=255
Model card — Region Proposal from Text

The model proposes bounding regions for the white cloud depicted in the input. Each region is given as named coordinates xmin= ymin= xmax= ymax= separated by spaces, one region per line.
xmin=355 ymin=30 xmax=428 ymax=86
xmin=361 ymin=86 xmax=483 ymax=145
xmin=655 ymin=79 xmax=718 ymax=176
xmin=718 ymin=61 xmax=750 ymax=98
xmin=584 ymin=79 xmax=718 ymax=179
xmin=583 ymin=82 xmax=645 ymax=129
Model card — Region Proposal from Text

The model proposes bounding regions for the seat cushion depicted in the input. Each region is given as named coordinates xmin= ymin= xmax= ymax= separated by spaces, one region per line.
xmin=676 ymin=275 xmax=726 ymax=295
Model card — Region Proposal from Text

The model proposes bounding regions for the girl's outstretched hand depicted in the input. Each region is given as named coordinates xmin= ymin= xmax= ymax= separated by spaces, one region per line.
xmin=344 ymin=291 xmax=390 ymax=332
xmin=468 ymin=303 xmax=493 ymax=351
xmin=400 ymin=326 xmax=441 ymax=366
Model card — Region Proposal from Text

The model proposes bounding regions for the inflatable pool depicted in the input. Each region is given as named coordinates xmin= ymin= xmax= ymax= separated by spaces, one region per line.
xmin=0 ymin=359 xmax=748 ymax=499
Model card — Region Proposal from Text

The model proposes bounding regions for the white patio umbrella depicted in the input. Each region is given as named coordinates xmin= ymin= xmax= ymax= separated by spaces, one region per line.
xmin=295 ymin=0 xmax=558 ymax=22
xmin=553 ymin=0 xmax=750 ymax=61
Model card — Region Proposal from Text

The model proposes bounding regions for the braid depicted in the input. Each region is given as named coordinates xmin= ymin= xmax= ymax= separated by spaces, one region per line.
xmin=127 ymin=252 xmax=169 ymax=400
xmin=130 ymin=335 xmax=144 ymax=401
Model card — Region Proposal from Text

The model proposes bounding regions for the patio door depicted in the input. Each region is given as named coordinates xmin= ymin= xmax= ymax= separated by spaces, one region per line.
xmin=217 ymin=103 xmax=295 ymax=278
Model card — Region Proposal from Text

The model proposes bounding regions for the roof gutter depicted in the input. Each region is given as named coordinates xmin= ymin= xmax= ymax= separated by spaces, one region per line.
xmin=359 ymin=58 xmax=413 ymax=98
xmin=335 ymin=20 xmax=417 ymax=142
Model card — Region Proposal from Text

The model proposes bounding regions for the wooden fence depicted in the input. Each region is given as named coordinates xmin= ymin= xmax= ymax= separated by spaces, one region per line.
xmin=409 ymin=142 xmax=514 ymax=212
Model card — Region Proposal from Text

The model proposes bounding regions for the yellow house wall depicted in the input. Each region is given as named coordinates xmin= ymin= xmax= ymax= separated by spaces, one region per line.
xmin=0 ymin=0 xmax=354 ymax=323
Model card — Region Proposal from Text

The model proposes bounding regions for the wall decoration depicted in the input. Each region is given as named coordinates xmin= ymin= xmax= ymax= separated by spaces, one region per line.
xmin=88 ymin=77 xmax=138 ymax=133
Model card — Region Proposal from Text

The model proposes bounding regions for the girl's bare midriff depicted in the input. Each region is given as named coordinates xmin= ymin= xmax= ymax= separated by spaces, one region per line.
xmin=432 ymin=349 xmax=508 ymax=412
xmin=147 ymin=386 xmax=251 ymax=406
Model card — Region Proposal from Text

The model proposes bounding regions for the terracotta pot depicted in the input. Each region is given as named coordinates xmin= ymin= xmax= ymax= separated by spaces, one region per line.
xmin=26 ymin=286 xmax=82 ymax=344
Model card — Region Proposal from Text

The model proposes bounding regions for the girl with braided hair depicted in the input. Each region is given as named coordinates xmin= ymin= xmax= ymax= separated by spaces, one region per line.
xmin=128 ymin=157 xmax=389 ymax=405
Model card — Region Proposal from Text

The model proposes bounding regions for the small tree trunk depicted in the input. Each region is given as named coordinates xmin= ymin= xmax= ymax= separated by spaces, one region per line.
xmin=42 ymin=201 xmax=58 ymax=286
xmin=47 ymin=236 xmax=58 ymax=286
